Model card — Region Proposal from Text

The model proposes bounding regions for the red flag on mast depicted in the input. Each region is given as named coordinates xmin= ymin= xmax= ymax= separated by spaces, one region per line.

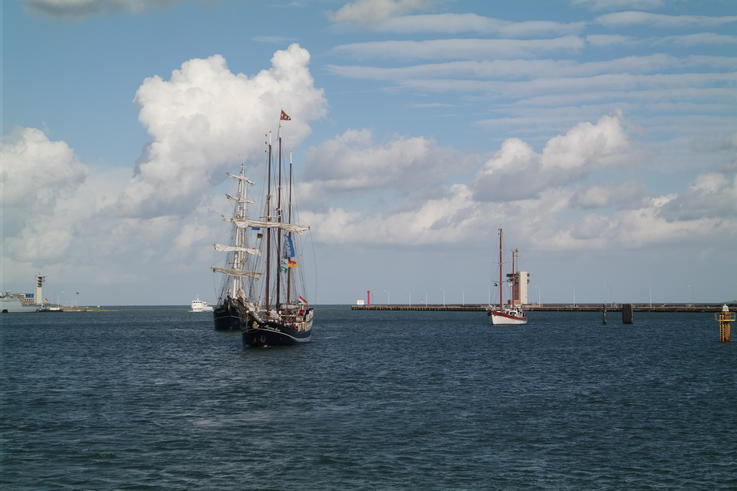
xmin=280 ymin=110 xmax=291 ymax=121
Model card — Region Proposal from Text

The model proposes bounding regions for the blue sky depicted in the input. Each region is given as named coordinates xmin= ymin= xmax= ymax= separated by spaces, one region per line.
xmin=3 ymin=0 xmax=736 ymax=305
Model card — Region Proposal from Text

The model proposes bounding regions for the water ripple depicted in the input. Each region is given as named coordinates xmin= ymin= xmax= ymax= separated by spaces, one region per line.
xmin=2 ymin=307 xmax=736 ymax=489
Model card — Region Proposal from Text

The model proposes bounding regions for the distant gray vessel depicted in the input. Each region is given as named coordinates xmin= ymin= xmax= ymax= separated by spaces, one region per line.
xmin=0 ymin=292 xmax=41 ymax=313
xmin=1 ymin=274 xmax=49 ymax=313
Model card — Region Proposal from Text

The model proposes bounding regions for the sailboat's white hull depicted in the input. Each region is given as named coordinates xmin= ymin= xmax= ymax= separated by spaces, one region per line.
xmin=489 ymin=309 xmax=528 ymax=325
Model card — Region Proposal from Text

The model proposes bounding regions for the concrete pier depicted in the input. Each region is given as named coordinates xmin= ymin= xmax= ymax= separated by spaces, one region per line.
xmin=351 ymin=303 xmax=735 ymax=313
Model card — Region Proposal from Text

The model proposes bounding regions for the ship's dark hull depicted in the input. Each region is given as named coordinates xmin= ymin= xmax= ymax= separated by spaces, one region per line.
xmin=242 ymin=322 xmax=311 ymax=347
xmin=242 ymin=308 xmax=314 ymax=347
xmin=213 ymin=301 xmax=243 ymax=331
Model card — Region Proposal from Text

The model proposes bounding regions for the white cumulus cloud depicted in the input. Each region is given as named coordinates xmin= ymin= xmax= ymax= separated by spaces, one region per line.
xmin=1 ymin=127 xmax=88 ymax=239
xmin=1 ymin=126 xmax=229 ymax=291
xmin=661 ymin=171 xmax=737 ymax=221
xmin=302 ymin=184 xmax=483 ymax=246
xmin=117 ymin=44 xmax=326 ymax=218
xmin=298 ymin=129 xmax=470 ymax=204
xmin=473 ymin=113 xmax=631 ymax=201
xmin=571 ymin=181 xmax=648 ymax=209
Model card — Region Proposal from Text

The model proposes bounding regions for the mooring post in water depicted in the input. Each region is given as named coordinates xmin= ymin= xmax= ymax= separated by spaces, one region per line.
xmin=602 ymin=304 xmax=607 ymax=324
xmin=717 ymin=304 xmax=735 ymax=343
xmin=622 ymin=304 xmax=634 ymax=324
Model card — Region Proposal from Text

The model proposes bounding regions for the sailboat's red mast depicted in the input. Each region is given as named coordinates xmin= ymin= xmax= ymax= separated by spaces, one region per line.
xmin=498 ymin=228 xmax=503 ymax=309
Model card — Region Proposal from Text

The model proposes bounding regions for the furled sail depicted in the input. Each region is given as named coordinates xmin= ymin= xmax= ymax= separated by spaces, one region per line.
xmin=224 ymin=217 xmax=309 ymax=234
xmin=213 ymin=243 xmax=260 ymax=255
xmin=227 ymin=173 xmax=254 ymax=184
xmin=211 ymin=267 xmax=262 ymax=279
xmin=225 ymin=193 xmax=255 ymax=204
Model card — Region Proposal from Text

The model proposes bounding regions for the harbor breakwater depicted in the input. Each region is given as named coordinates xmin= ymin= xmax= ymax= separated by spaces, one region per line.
xmin=351 ymin=303 xmax=735 ymax=312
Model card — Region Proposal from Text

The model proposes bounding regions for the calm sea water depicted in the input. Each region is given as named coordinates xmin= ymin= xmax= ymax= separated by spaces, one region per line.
xmin=2 ymin=306 xmax=736 ymax=489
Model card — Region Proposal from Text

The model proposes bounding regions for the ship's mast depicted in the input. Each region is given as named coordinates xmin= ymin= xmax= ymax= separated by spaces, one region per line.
xmin=511 ymin=248 xmax=519 ymax=306
xmin=212 ymin=165 xmax=258 ymax=301
xmin=498 ymin=228 xmax=503 ymax=309
xmin=276 ymin=136 xmax=283 ymax=309
xmin=286 ymin=152 xmax=293 ymax=304
xmin=265 ymin=134 xmax=273 ymax=310
xmin=232 ymin=163 xmax=247 ymax=299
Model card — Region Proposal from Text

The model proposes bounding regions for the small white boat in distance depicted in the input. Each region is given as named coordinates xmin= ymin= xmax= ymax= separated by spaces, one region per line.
xmin=190 ymin=297 xmax=214 ymax=312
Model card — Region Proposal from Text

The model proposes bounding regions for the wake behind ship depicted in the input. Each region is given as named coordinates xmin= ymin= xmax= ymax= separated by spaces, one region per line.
xmin=212 ymin=111 xmax=314 ymax=346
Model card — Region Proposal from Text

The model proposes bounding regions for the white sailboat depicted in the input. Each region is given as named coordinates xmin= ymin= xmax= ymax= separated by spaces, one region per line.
xmin=488 ymin=228 xmax=528 ymax=325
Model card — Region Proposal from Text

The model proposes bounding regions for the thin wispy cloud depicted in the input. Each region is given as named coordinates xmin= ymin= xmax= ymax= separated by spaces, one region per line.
xmin=596 ymin=11 xmax=737 ymax=28
xmin=333 ymin=36 xmax=586 ymax=60
xmin=393 ymin=72 xmax=737 ymax=99
xmin=410 ymin=102 xmax=455 ymax=108
xmin=328 ymin=0 xmax=429 ymax=26
xmin=571 ymin=0 xmax=665 ymax=10
xmin=24 ymin=0 xmax=178 ymax=18
xmin=585 ymin=34 xmax=637 ymax=46
xmin=655 ymin=33 xmax=737 ymax=46
xmin=252 ymin=35 xmax=297 ymax=44
xmin=332 ymin=11 xmax=584 ymax=37
xmin=515 ymin=87 xmax=737 ymax=108
xmin=328 ymin=54 xmax=727 ymax=81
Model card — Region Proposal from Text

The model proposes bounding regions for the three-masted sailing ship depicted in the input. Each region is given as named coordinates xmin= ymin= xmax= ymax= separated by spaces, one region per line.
xmin=212 ymin=111 xmax=314 ymax=346
xmin=488 ymin=228 xmax=528 ymax=325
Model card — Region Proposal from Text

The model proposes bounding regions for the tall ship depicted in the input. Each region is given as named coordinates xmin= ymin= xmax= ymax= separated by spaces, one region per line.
xmin=212 ymin=111 xmax=314 ymax=346
xmin=488 ymin=228 xmax=528 ymax=325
